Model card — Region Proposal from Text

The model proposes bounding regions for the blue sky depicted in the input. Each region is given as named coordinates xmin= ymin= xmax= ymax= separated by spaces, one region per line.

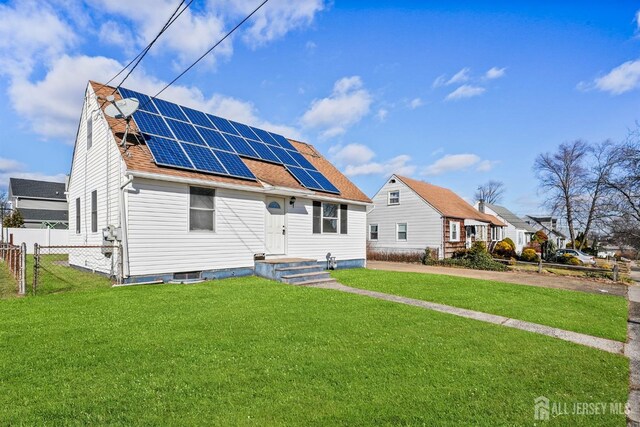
xmin=1 ymin=1 xmax=639 ymax=214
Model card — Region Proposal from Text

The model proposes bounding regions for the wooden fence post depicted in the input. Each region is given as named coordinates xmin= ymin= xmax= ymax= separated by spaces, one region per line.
xmin=18 ymin=243 xmax=26 ymax=296
xmin=613 ymin=264 xmax=619 ymax=282
xmin=538 ymin=257 xmax=543 ymax=274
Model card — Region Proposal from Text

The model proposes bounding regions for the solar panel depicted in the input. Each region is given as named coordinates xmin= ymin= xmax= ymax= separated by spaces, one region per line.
xmin=197 ymin=127 xmax=234 ymax=152
xmin=146 ymin=136 xmax=193 ymax=169
xmin=152 ymin=98 xmax=188 ymax=122
xmin=288 ymin=150 xmax=316 ymax=170
xmin=207 ymin=115 xmax=240 ymax=135
xmin=118 ymin=88 xmax=159 ymax=114
xmin=133 ymin=111 xmax=174 ymax=139
xmin=287 ymin=166 xmax=323 ymax=191
xmin=229 ymin=120 xmax=260 ymax=141
xmin=180 ymin=142 xmax=227 ymax=174
xmin=224 ymin=134 xmax=259 ymax=158
xmin=120 ymin=86 xmax=341 ymax=192
xmin=212 ymin=149 xmax=255 ymax=179
xmin=250 ymin=127 xmax=279 ymax=146
xmin=268 ymin=132 xmax=296 ymax=150
xmin=181 ymin=106 xmax=213 ymax=128
xmin=166 ymin=118 xmax=206 ymax=146
xmin=307 ymin=169 xmax=340 ymax=193
xmin=247 ymin=141 xmax=280 ymax=163
xmin=269 ymin=145 xmax=299 ymax=166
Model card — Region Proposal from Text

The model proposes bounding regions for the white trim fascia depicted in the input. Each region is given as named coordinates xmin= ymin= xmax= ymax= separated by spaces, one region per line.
xmin=126 ymin=170 xmax=372 ymax=206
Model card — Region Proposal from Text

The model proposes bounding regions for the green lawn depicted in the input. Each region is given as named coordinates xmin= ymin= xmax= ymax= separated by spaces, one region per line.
xmin=0 ymin=261 xmax=18 ymax=299
xmin=0 ymin=276 xmax=629 ymax=425
xmin=26 ymin=254 xmax=113 ymax=296
xmin=332 ymin=269 xmax=628 ymax=342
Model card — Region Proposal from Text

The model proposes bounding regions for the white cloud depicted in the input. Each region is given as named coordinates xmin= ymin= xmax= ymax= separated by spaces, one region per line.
xmin=432 ymin=75 xmax=447 ymax=88
xmin=409 ymin=98 xmax=423 ymax=109
xmin=432 ymin=68 xmax=471 ymax=88
xmin=0 ymin=1 xmax=77 ymax=77
xmin=330 ymin=143 xmax=375 ymax=165
xmin=422 ymin=154 xmax=481 ymax=175
xmin=636 ymin=10 xmax=640 ymax=31
xmin=485 ymin=67 xmax=506 ymax=80
xmin=375 ymin=108 xmax=388 ymax=122
xmin=445 ymin=85 xmax=486 ymax=101
xmin=330 ymin=144 xmax=415 ymax=177
xmin=301 ymin=76 xmax=372 ymax=138
xmin=476 ymin=159 xmax=500 ymax=172
xmin=0 ymin=157 xmax=66 ymax=190
xmin=588 ymin=59 xmax=640 ymax=95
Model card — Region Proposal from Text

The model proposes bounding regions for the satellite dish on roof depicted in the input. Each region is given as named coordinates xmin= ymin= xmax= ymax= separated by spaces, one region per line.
xmin=104 ymin=97 xmax=139 ymax=120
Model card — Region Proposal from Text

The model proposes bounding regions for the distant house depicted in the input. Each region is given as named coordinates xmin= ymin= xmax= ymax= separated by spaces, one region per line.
xmin=67 ymin=81 xmax=371 ymax=283
xmin=8 ymin=178 xmax=68 ymax=229
xmin=474 ymin=201 xmax=537 ymax=254
xmin=524 ymin=215 xmax=567 ymax=248
xmin=367 ymin=175 xmax=505 ymax=258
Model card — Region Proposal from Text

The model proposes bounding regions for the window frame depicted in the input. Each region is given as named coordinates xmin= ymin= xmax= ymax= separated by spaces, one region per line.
xmin=188 ymin=186 xmax=216 ymax=232
xmin=75 ymin=197 xmax=81 ymax=234
xmin=369 ymin=224 xmax=379 ymax=241
xmin=449 ymin=221 xmax=460 ymax=242
xmin=87 ymin=115 xmax=93 ymax=150
xmin=321 ymin=202 xmax=339 ymax=234
xmin=396 ymin=223 xmax=407 ymax=241
xmin=388 ymin=190 xmax=400 ymax=205
xmin=91 ymin=190 xmax=98 ymax=233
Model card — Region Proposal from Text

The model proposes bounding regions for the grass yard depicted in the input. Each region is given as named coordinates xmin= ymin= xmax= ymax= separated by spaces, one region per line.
xmin=0 ymin=261 xmax=18 ymax=299
xmin=26 ymin=254 xmax=113 ymax=296
xmin=0 ymin=276 xmax=629 ymax=426
xmin=332 ymin=269 xmax=628 ymax=342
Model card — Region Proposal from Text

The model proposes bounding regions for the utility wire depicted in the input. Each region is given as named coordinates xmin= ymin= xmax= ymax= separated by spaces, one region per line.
xmin=112 ymin=0 xmax=194 ymax=93
xmin=144 ymin=0 xmax=270 ymax=106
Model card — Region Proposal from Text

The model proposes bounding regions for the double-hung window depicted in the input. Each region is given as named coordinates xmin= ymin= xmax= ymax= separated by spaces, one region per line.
xmin=369 ymin=224 xmax=379 ymax=240
xmin=388 ymin=190 xmax=400 ymax=205
xmin=75 ymin=198 xmax=81 ymax=234
xmin=450 ymin=221 xmax=460 ymax=242
xmin=313 ymin=201 xmax=348 ymax=234
xmin=397 ymin=223 xmax=407 ymax=240
xmin=189 ymin=187 xmax=215 ymax=231
xmin=91 ymin=190 xmax=98 ymax=233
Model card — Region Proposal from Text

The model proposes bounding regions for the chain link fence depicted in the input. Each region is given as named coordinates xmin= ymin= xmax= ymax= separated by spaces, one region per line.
xmin=1 ymin=242 xmax=26 ymax=295
xmin=33 ymin=244 xmax=121 ymax=295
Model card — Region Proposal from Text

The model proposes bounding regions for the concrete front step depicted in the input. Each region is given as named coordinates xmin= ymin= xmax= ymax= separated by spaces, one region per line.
xmin=291 ymin=278 xmax=339 ymax=287
xmin=276 ymin=265 xmax=326 ymax=276
xmin=281 ymin=271 xmax=331 ymax=284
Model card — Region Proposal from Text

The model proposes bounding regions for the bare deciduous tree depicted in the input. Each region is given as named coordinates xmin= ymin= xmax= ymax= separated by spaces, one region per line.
xmin=533 ymin=140 xmax=589 ymax=247
xmin=474 ymin=180 xmax=505 ymax=204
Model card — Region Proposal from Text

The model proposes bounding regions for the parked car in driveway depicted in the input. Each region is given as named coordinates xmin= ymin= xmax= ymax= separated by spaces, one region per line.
xmin=555 ymin=249 xmax=596 ymax=265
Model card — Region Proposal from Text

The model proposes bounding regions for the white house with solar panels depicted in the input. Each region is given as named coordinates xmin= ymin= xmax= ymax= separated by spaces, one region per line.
xmin=67 ymin=81 xmax=371 ymax=284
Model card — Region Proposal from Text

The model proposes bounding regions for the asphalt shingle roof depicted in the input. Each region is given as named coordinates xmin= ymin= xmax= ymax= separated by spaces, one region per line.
xmin=18 ymin=208 xmax=68 ymax=222
xmin=485 ymin=203 xmax=537 ymax=232
xmin=9 ymin=178 xmax=66 ymax=200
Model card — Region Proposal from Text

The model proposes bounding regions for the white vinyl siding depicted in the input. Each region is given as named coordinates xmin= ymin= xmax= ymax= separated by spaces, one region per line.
xmin=367 ymin=178 xmax=442 ymax=254
xmin=87 ymin=115 xmax=93 ymax=150
xmin=127 ymin=179 xmax=265 ymax=276
xmin=449 ymin=221 xmax=460 ymax=242
xmin=67 ymin=84 xmax=123 ymax=273
xmin=287 ymin=199 xmax=366 ymax=262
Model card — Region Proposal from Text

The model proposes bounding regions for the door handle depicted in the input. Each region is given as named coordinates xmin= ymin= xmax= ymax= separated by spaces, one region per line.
xmin=282 ymin=226 xmax=286 ymax=235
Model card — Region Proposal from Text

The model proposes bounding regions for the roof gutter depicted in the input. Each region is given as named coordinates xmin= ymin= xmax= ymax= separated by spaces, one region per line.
xmin=126 ymin=170 xmax=371 ymax=206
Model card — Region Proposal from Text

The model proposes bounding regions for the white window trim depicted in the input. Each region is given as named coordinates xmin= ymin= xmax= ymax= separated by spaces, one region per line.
xmin=369 ymin=224 xmax=379 ymax=241
xmin=388 ymin=190 xmax=400 ymax=205
xmin=396 ymin=223 xmax=407 ymax=241
xmin=449 ymin=221 xmax=460 ymax=242
xmin=322 ymin=202 xmax=339 ymax=234
xmin=189 ymin=187 xmax=216 ymax=233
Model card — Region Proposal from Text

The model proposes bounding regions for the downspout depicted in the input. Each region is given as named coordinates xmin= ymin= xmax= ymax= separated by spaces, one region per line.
xmin=119 ymin=174 xmax=133 ymax=279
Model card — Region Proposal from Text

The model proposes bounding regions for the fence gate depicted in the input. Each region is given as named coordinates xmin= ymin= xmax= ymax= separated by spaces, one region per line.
xmin=33 ymin=244 xmax=121 ymax=295
xmin=1 ymin=242 xmax=26 ymax=295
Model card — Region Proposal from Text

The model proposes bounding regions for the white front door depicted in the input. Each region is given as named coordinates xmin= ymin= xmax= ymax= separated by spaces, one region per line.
xmin=265 ymin=197 xmax=286 ymax=254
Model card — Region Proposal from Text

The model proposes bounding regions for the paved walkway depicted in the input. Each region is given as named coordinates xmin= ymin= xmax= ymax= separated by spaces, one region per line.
xmin=310 ymin=281 xmax=625 ymax=355
xmin=367 ymin=261 xmax=629 ymax=297
xmin=627 ymin=286 xmax=640 ymax=426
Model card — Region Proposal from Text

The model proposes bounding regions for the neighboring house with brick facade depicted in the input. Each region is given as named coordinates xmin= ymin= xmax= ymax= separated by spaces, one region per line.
xmin=367 ymin=175 xmax=505 ymax=258
xmin=67 ymin=81 xmax=371 ymax=283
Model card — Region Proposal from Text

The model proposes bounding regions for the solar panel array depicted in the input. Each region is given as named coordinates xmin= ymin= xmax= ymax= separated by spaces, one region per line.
xmin=118 ymin=87 xmax=340 ymax=194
